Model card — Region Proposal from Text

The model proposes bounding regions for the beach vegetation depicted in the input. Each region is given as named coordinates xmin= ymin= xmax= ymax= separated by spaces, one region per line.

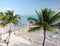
xmin=0 ymin=10 xmax=21 ymax=46
xmin=27 ymin=8 xmax=60 ymax=46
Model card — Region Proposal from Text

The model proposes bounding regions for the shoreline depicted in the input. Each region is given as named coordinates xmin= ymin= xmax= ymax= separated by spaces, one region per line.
xmin=0 ymin=25 xmax=29 ymax=35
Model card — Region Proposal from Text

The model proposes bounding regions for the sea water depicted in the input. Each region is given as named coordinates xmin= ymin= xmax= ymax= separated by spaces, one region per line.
xmin=7 ymin=15 xmax=37 ymax=30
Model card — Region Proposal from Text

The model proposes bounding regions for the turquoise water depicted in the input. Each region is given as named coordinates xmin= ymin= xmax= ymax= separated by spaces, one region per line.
xmin=11 ymin=15 xmax=37 ymax=29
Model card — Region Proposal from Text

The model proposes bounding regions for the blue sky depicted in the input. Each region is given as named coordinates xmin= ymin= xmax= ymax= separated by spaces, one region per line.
xmin=0 ymin=0 xmax=60 ymax=15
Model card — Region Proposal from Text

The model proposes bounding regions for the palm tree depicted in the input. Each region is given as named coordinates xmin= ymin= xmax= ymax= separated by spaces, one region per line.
xmin=27 ymin=8 xmax=60 ymax=46
xmin=0 ymin=12 xmax=5 ymax=46
xmin=1 ymin=10 xmax=21 ymax=46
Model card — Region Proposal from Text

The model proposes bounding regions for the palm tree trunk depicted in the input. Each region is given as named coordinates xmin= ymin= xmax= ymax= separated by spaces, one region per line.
xmin=6 ymin=31 xmax=10 ymax=46
xmin=0 ymin=28 xmax=2 ymax=46
xmin=42 ymin=27 xmax=46 ymax=46
xmin=7 ymin=42 xmax=9 ymax=46
xmin=6 ymin=23 xmax=11 ymax=46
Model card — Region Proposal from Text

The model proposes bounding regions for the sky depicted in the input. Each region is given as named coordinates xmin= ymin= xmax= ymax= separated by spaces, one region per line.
xmin=0 ymin=0 xmax=60 ymax=16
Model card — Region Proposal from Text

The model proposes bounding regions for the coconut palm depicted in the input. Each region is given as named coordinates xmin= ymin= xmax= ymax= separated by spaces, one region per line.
xmin=0 ymin=12 xmax=5 ymax=45
xmin=27 ymin=8 xmax=60 ymax=46
xmin=1 ymin=10 xmax=21 ymax=46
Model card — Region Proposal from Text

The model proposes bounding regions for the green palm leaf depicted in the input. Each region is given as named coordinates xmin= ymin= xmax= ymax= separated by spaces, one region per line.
xmin=27 ymin=17 xmax=38 ymax=23
xmin=28 ymin=27 xmax=41 ymax=32
xmin=48 ymin=12 xmax=60 ymax=24
xmin=14 ymin=14 xmax=21 ymax=19
xmin=35 ymin=10 xmax=43 ymax=22
xmin=0 ymin=12 xmax=4 ymax=20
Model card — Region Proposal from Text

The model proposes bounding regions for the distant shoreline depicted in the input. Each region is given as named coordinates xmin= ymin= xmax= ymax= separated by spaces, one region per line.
xmin=0 ymin=25 xmax=29 ymax=35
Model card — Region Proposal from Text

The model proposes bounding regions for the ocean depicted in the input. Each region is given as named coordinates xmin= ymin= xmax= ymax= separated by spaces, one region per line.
xmin=7 ymin=15 xmax=37 ymax=30
xmin=16 ymin=15 xmax=37 ymax=26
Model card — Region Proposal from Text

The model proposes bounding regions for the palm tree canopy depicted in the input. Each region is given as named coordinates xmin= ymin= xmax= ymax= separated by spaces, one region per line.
xmin=27 ymin=8 xmax=60 ymax=32
xmin=0 ymin=12 xmax=5 ymax=21
xmin=0 ymin=10 xmax=21 ymax=26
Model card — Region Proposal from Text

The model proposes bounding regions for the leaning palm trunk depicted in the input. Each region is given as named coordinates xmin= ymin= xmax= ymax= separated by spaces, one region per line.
xmin=6 ymin=23 xmax=11 ymax=46
xmin=42 ymin=27 xmax=46 ymax=46
xmin=6 ymin=30 xmax=11 ymax=46
xmin=0 ymin=28 xmax=2 ymax=46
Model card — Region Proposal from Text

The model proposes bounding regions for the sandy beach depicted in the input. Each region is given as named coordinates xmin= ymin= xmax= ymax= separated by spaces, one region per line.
xmin=1 ymin=25 xmax=60 ymax=46
xmin=0 ymin=0 xmax=60 ymax=46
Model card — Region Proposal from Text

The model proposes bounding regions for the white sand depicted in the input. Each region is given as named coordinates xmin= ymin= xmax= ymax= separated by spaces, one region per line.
xmin=2 ymin=33 xmax=32 ymax=46
xmin=1 ymin=26 xmax=60 ymax=46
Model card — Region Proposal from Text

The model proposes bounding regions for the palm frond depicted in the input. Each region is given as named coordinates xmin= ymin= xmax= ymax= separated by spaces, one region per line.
xmin=41 ymin=8 xmax=55 ymax=22
xmin=48 ymin=9 xmax=55 ymax=18
xmin=0 ymin=20 xmax=9 ymax=26
xmin=45 ymin=24 xmax=53 ymax=31
xmin=42 ymin=21 xmax=53 ymax=31
xmin=5 ymin=10 xmax=13 ymax=15
xmin=28 ymin=27 xmax=41 ymax=32
xmin=27 ymin=17 xmax=38 ymax=23
xmin=0 ymin=12 xmax=4 ymax=20
xmin=12 ymin=19 xmax=21 ymax=25
xmin=14 ymin=14 xmax=21 ymax=20
xmin=52 ymin=22 xmax=60 ymax=26
xmin=48 ymin=12 xmax=60 ymax=24
xmin=35 ymin=10 xmax=43 ymax=22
